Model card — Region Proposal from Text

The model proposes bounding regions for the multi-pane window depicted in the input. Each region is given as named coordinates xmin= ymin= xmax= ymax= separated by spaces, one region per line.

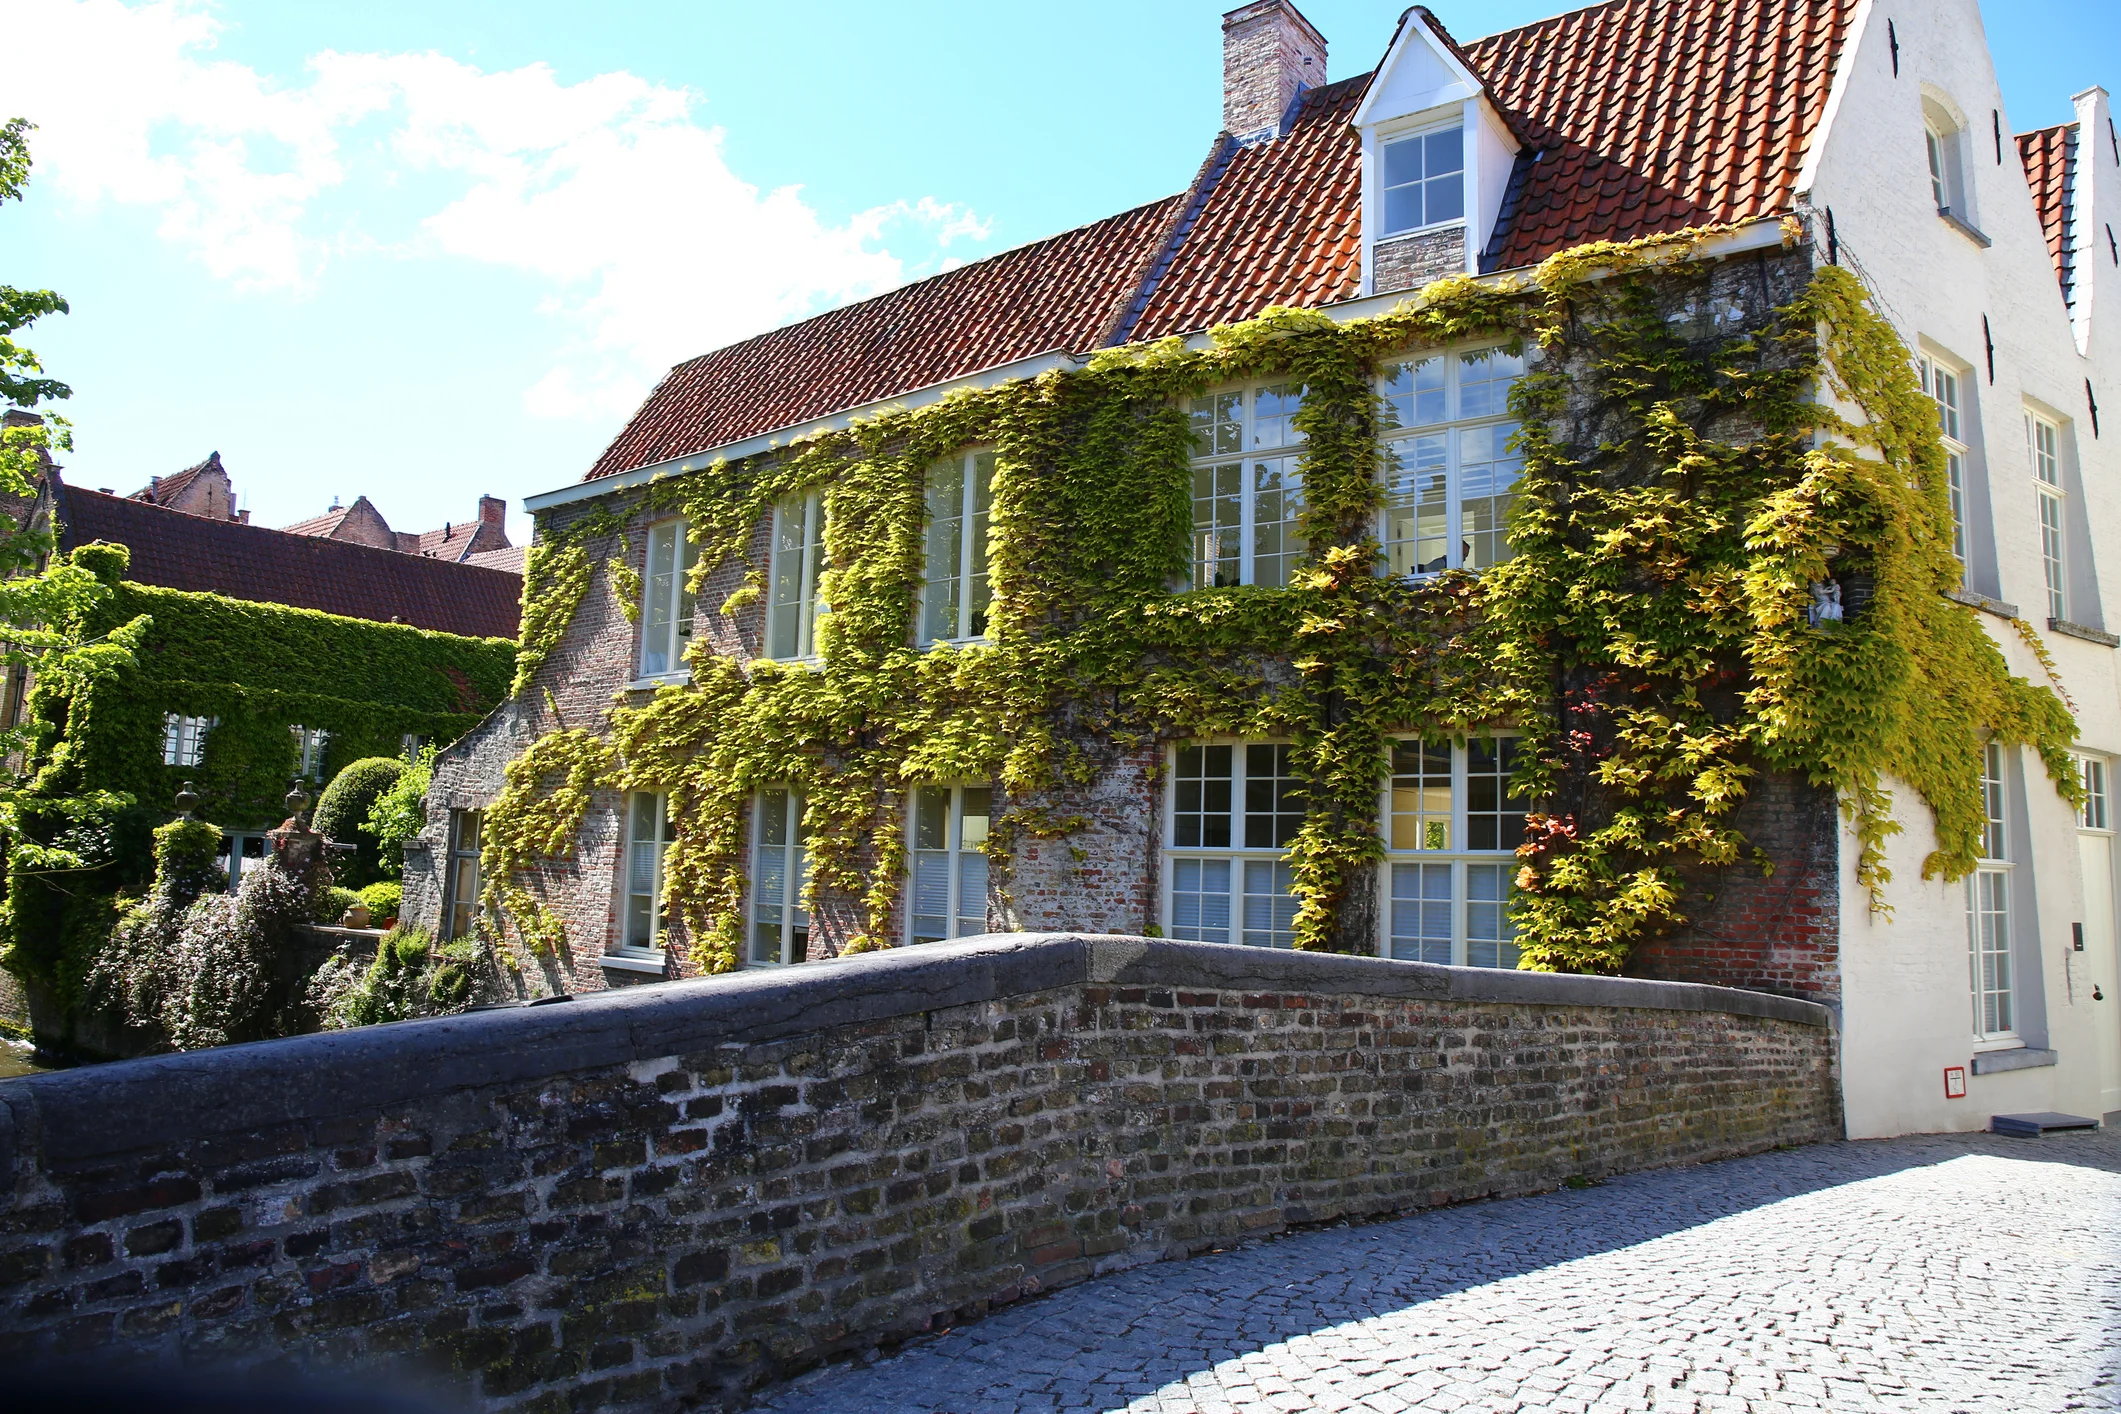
xmin=215 ymin=833 xmax=269 ymax=892
xmin=1379 ymin=347 xmax=1526 ymax=575
xmin=291 ymin=726 xmax=330 ymax=781
xmin=1165 ymin=743 xmax=1304 ymax=948
xmin=442 ymin=809 xmax=482 ymax=942
xmin=2027 ymin=412 xmax=2066 ymax=620
xmin=622 ymin=793 xmax=675 ymax=954
xmin=641 ymin=520 xmax=702 ymax=677
xmin=766 ymin=493 xmax=829 ymax=661
xmin=1380 ymin=126 xmax=1465 ymax=236
xmin=1918 ymin=355 xmax=1968 ymax=568
xmin=922 ymin=452 xmax=994 ymax=644
xmin=750 ymin=789 xmax=810 ymax=966
xmin=909 ymin=784 xmax=991 ymax=942
xmin=1188 ymin=384 xmax=1308 ymax=589
xmin=1969 ymin=742 xmax=2013 ymax=1040
xmin=1385 ymin=737 xmax=1527 ymax=967
xmin=1927 ymin=126 xmax=1950 ymax=211
xmin=2078 ymin=754 xmax=2110 ymax=831
xmin=162 ymin=713 xmax=214 ymax=767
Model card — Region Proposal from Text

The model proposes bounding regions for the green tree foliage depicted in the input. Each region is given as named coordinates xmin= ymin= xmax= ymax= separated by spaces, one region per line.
xmin=313 ymin=756 xmax=406 ymax=886
xmin=366 ymin=743 xmax=437 ymax=879
xmin=310 ymin=923 xmax=476 ymax=1029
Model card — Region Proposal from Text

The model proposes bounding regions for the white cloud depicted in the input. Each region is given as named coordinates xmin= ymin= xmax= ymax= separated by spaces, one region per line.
xmin=5 ymin=0 xmax=992 ymax=416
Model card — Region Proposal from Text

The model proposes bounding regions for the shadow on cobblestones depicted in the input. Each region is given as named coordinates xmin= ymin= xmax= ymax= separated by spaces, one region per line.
xmin=756 ymin=1130 xmax=2121 ymax=1413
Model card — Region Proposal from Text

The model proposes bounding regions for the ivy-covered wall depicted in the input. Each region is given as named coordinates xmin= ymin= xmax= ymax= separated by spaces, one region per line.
xmin=435 ymin=231 xmax=2079 ymax=991
xmin=3 ymin=560 xmax=516 ymax=1016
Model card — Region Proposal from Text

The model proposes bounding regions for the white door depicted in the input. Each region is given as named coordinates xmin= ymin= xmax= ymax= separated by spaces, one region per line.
xmin=2078 ymin=832 xmax=2121 ymax=1119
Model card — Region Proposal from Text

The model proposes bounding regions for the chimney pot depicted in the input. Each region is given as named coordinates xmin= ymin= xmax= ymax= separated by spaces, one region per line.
xmin=1222 ymin=0 xmax=1326 ymax=141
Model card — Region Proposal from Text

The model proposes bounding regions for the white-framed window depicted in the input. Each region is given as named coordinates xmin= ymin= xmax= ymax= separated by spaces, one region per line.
xmin=162 ymin=713 xmax=215 ymax=768
xmin=290 ymin=725 xmax=330 ymax=781
xmin=2078 ymin=754 xmax=2110 ymax=832
xmin=1969 ymin=742 xmax=2014 ymax=1041
xmin=1918 ymin=354 xmax=1969 ymax=568
xmin=1380 ymin=124 xmax=1465 ymax=237
xmin=622 ymin=792 xmax=675 ymax=955
xmin=1164 ymin=742 xmax=1304 ymax=948
xmin=749 ymin=789 xmax=810 ymax=966
xmin=2027 ymin=411 xmax=2066 ymax=620
xmin=640 ymin=519 xmax=702 ymax=677
xmin=442 ymin=808 xmax=482 ymax=942
xmin=214 ymin=833 xmax=269 ymax=892
xmin=908 ymin=784 xmax=992 ymax=943
xmin=1378 ymin=345 xmax=1527 ymax=575
xmin=765 ymin=492 xmax=828 ymax=661
xmin=921 ymin=451 xmax=994 ymax=645
xmin=400 ymin=733 xmax=425 ymax=760
xmin=1189 ymin=383 xmax=1309 ymax=589
xmin=1383 ymin=737 xmax=1528 ymax=967
xmin=1924 ymin=103 xmax=1967 ymax=218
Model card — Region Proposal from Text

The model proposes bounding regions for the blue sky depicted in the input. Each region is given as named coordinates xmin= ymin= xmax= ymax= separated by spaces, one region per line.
xmin=4 ymin=0 xmax=2114 ymax=544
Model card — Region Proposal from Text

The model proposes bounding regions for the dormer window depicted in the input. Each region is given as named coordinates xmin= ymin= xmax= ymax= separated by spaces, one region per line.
xmin=1381 ymin=126 xmax=1465 ymax=236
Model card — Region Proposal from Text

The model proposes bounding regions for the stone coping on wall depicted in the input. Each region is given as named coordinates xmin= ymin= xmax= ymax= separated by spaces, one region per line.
xmin=0 ymin=934 xmax=1832 ymax=1171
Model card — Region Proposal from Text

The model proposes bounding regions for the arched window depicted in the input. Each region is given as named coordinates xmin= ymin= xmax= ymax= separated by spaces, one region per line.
xmin=1923 ymin=94 xmax=1970 ymax=222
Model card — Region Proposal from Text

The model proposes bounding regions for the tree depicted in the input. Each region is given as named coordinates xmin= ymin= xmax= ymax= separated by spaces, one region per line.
xmin=0 ymin=119 xmax=148 ymax=882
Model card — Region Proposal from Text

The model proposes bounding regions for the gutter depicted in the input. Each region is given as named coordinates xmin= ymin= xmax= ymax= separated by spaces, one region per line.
xmin=523 ymin=216 xmax=1798 ymax=517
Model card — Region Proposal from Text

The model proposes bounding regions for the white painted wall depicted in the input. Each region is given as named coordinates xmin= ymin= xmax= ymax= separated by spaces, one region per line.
xmin=1804 ymin=0 xmax=2120 ymax=1137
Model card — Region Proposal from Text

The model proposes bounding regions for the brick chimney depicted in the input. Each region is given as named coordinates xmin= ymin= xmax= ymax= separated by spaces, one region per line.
xmin=478 ymin=494 xmax=505 ymax=528
xmin=1222 ymin=0 xmax=1326 ymax=140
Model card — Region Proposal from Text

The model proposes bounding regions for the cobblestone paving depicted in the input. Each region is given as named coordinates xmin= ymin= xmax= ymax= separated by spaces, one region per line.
xmin=756 ymin=1129 xmax=2121 ymax=1413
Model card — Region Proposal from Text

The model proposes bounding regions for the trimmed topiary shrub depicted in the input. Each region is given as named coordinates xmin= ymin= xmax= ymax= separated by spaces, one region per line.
xmin=358 ymin=881 xmax=402 ymax=928
xmin=312 ymin=757 xmax=406 ymax=888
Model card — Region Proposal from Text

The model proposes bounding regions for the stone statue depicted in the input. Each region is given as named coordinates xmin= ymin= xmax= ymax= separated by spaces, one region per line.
xmin=1808 ymin=580 xmax=1843 ymax=628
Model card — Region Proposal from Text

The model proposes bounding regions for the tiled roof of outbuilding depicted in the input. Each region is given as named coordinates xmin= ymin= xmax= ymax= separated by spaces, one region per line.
xmin=582 ymin=0 xmax=1858 ymax=484
xmin=128 ymin=452 xmax=222 ymax=507
xmin=57 ymin=483 xmax=522 ymax=641
xmin=2018 ymin=122 xmax=2079 ymax=302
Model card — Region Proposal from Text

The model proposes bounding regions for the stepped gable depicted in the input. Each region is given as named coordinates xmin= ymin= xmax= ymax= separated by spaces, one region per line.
xmin=2018 ymin=122 xmax=2080 ymax=301
xmin=57 ymin=483 xmax=522 ymax=640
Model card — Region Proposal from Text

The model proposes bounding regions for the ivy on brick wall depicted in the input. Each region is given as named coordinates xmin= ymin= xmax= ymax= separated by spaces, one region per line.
xmin=481 ymin=228 xmax=2078 ymax=976
xmin=2 ymin=557 xmax=518 ymax=1009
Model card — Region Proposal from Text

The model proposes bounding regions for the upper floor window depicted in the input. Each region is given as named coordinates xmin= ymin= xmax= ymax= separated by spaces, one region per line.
xmin=641 ymin=520 xmax=701 ymax=677
xmin=1165 ymin=741 xmax=1303 ymax=949
xmin=750 ymin=789 xmax=810 ymax=966
xmin=1378 ymin=346 xmax=1526 ymax=575
xmin=1385 ymin=737 xmax=1527 ymax=969
xmin=2076 ymin=753 xmax=2110 ymax=831
xmin=922 ymin=451 xmax=994 ymax=645
xmin=909 ymin=784 xmax=991 ymax=943
xmin=765 ymin=492 xmax=828 ymax=661
xmin=1923 ymin=100 xmax=1968 ymax=218
xmin=1189 ymin=383 xmax=1309 ymax=589
xmin=1380 ymin=126 xmax=1465 ymax=236
xmin=1969 ymin=742 xmax=2013 ymax=1040
xmin=162 ymin=713 xmax=214 ymax=767
xmin=2026 ymin=411 xmax=2067 ymax=620
xmin=1918 ymin=354 xmax=1969 ymax=568
xmin=290 ymin=725 xmax=330 ymax=781
xmin=622 ymin=792 xmax=674 ymax=955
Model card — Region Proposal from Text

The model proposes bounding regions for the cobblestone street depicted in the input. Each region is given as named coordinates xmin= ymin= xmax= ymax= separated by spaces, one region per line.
xmin=756 ymin=1130 xmax=2121 ymax=1414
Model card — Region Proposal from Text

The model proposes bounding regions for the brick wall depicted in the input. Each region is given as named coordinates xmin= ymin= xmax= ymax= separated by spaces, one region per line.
xmin=1221 ymin=0 xmax=1326 ymax=139
xmin=0 ymin=935 xmax=1838 ymax=1410
xmin=1374 ymin=227 xmax=1468 ymax=295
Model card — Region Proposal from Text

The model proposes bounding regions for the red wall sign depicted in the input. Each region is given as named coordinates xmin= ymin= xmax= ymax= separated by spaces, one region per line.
xmin=1944 ymin=1066 xmax=1967 ymax=1099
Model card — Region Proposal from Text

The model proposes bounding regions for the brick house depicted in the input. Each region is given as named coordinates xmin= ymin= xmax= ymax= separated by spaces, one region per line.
xmin=408 ymin=0 xmax=2120 ymax=1138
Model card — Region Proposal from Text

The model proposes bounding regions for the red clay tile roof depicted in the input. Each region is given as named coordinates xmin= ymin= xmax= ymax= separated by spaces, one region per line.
xmin=281 ymin=505 xmax=355 ymax=538
xmin=2018 ymin=122 xmax=2078 ymax=302
xmin=58 ymin=481 xmax=521 ymax=641
xmin=584 ymin=195 xmax=1188 ymax=481
xmin=583 ymin=0 xmax=1857 ymax=483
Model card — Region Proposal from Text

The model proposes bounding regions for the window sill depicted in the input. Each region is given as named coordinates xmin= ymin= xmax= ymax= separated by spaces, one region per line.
xmin=1970 ymin=1046 xmax=2058 ymax=1075
xmin=1945 ymin=588 xmax=2019 ymax=620
xmin=918 ymin=638 xmax=992 ymax=651
xmin=2050 ymin=618 xmax=2119 ymax=648
xmin=625 ymin=671 xmax=691 ymax=691
xmin=599 ymin=951 xmax=668 ymax=975
xmin=1936 ymin=209 xmax=1992 ymax=248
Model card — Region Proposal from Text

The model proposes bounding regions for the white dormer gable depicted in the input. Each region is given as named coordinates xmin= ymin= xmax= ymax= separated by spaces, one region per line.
xmin=1352 ymin=8 xmax=1521 ymax=296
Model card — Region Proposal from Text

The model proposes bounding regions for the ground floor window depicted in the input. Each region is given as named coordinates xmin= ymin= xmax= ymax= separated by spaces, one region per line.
xmin=1164 ymin=742 xmax=1304 ymax=949
xmin=214 ymin=832 xmax=269 ymax=891
xmin=442 ymin=809 xmax=482 ymax=941
xmin=623 ymin=793 xmax=674 ymax=955
xmin=1387 ymin=859 xmax=1519 ymax=968
xmin=1382 ymin=736 xmax=1526 ymax=967
xmin=1969 ymin=867 xmax=2014 ymax=1039
xmin=909 ymin=784 xmax=991 ymax=943
xmin=751 ymin=789 xmax=810 ymax=966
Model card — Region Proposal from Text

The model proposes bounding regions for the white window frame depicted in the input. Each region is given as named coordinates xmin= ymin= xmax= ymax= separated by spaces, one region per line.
xmin=906 ymin=783 xmax=993 ymax=944
xmin=2026 ymin=411 xmax=2066 ymax=620
xmin=163 ymin=713 xmax=215 ymax=768
xmin=441 ymin=808 xmax=482 ymax=943
xmin=1162 ymin=741 xmax=1305 ymax=949
xmin=215 ymin=832 xmax=269 ymax=892
xmin=2077 ymin=753 xmax=2111 ymax=833
xmin=1377 ymin=343 xmax=1528 ymax=577
xmin=748 ymin=789 xmax=810 ymax=967
xmin=764 ymin=492 xmax=829 ymax=662
xmin=290 ymin=725 xmax=330 ymax=781
xmin=1969 ymin=741 xmax=2016 ymax=1043
xmin=639 ymin=519 xmax=701 ymax=679
xmin=1918 ymin=353 xmax=1969 ymax=570
xmin=620 ymin=791 xmax=674 ymax=958
xmin=1379 ymin=736 xmax=1527 ymax=968
xmin=1187 ymin=382 xmax=1310 ymax=590
xmin=920 ymin=451 xmax=995 ymax=646
xmin=1377 ymin=120 xmax=1467 ymax=239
